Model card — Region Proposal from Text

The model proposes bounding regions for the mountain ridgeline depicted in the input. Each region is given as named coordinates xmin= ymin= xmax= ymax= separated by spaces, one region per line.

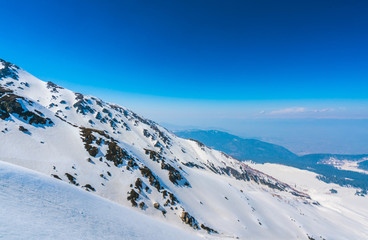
xmin=1 ymin=58 xmax=368 ymax=239
xmin=175 ymin=130 xmax=368 ymax=191
xmin=175 ymin=130 xmax=298 ymax=164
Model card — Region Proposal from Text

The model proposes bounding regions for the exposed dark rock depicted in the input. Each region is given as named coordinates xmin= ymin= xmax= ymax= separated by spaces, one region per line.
xmin=144 ymin=149 xmax=163 ymax=162
xmin=162 ymin=190 xmax=168 ymax=198
xmin=22 ymin=82 xmax=29 ymax=87
xmin=34 ymin=109 xmax=44 ymax=116
xmin=127 ymin=159 xmax=138 ymax=168
xmin=161 ymin=160 xmax=190 ymax=187
xmin=96 ymin=138 xmax=103 ymax=146
xmin=95 ymin=112 xmax=102 ymax=120
xmin=190 ymin=139 xmax=206 ymax=149
xmin=219 ymin=165 xmax=310 ymax=199
xmin=18 ymin=126 xmax=29 ymax=134
xmin=80 ymin=127 xmax=136 ymax=167
xmin=143 ymin=129 xmax=151 ymax=138
xmin=164 ymin=199 xmax=170 ymax=207
xmin=106 ymin=141 xmax=135 ymax=167
xmin=65 ymin=173 xmax=79 ymax=186
xmin=135 ymin=178 xmax=143 ymax=193
xmin=150 ymin=124 xmax=171 ymax=146
xmin=73 ymin=93 xmax=95 ymax=115
xmin=46 ymin=81 xmax=63 ymax=93
xmin=200 ymin=224 xmax=218 ymax=234
xmin=51 ymin=174 xmax=62 ymax=180
xmin=180 ymin=211 xmax=199 ymax=229
xmin=329 ymin=189 xmax=337 ymax=194
xmin=127 ymin=189 xmax=139 ymax=207
xmin=139 ymin=202 xmax=145 ymax=209
xmin=55 ymin=115 xmax=77 ymax=127
xmin=102 ymin=108 xmax=112 ymax=118
xmin=0 ymin=59 xmax=19 ymax=80
xmin=161 ymin=209 xmax=167 ymax=216
xmin=355 ymin=189 xmax=367 ymax=197
xmin=83 ymin=184 xmax=96 ymax=192
xmin=121 ymin=121 xmax=130 ymax=131
xmin=140 ymin=166 xmax=162 ymax=191
xmin=87 ymin=158 xmax=95 ymax=164
xmin=88 ymin=146 xmax=99 ymax=157
xmin=204 ymin=161 xmax=221 ymax=174
xmin=0 ymin=87 xmax=54 ymax=126
xmin=100 ymin=174 xmax=108 ymax=181
xmin=154 ymin=141 xmax=163 ymax=149
xmin=130 ymin=111 xmax=153 ymax=126
xmin=153 ymin=202 xmax=160 ymax=209
xmin=182 ymin=162 xmax=205 ymax=169
xmin=168 ymin=193 xmax=179 ymax=205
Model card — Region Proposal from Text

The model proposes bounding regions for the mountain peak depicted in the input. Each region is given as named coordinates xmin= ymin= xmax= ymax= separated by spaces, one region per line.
xmin=0 ymin=58 xmax=20 ymax=80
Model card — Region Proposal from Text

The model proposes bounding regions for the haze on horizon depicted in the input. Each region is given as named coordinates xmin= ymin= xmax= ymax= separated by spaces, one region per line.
xmin=1 ymin=0 xmax=367 ymax=154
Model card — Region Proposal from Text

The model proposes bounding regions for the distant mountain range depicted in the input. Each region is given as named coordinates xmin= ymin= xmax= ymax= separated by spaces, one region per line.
xmin=175 ymin=130 xmax=298 ymax=164
xmin=175 ymin=130 xmax=368 ymax=191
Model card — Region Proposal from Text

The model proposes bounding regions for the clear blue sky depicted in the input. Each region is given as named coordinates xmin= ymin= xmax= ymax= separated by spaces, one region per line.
xmin=2 ymin=0 xmax=368 ymax=100
xmin=1 ymin=0 xmax=368 ymax=153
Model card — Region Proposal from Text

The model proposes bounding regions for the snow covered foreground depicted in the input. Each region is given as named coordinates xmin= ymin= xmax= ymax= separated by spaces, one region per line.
xmin=0 ymin=160 xmax=201 ymax=240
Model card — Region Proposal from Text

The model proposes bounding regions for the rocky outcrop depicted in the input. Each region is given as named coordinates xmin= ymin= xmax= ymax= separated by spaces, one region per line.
xmin=0 ymin=87 xmax=54 ymax=126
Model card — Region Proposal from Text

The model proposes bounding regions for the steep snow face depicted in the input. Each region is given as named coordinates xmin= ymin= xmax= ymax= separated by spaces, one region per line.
xmin=1 ymin=58 xmax=368 ymax=239
xmin=0 ymin=161 xmax=201 ymax=240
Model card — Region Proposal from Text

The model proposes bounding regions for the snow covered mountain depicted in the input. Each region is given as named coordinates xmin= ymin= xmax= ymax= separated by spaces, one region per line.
xmin=175 ymin=130 xmax=368 ymax=191
xmin=175 ymin=129 xmax=298 ymax=164
xmin=1 ymin=58 xmax=368 ymax=239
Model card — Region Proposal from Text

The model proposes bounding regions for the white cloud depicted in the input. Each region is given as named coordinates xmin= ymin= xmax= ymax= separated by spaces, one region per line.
xmin=270 ymin=107 xmax=306 ymax=115
xmin=269 ymin=107 xmax=334 ymax=116
xmin=312 ymin=108 xmax=331 ymax=113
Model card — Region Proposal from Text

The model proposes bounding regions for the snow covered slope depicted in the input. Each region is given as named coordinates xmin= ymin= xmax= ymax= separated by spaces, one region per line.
xmin=0 ymin=160 xmax=201 ymax=240
xmin=246 ymin=161 xmax=368 ymax=234
xmin=1 ymin=58 xmax=368 ymax=239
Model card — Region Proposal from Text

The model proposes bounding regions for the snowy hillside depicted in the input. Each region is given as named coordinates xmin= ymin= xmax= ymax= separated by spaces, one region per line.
xmin=176 ymin=130 xmax=368 ymax=191
xmin=246 ymin=161 xmax=368 ymax=233
xmin=1 ymin=58 xmax=368 ymax=239
xmin=0 ymin=160 xmax=201 ymax=240
xmin=175 ymin=129 xmax=298 ymax=163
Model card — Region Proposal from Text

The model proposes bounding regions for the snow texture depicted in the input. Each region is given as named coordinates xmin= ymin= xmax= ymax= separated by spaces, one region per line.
xmin=0 ymin=161 xmax=201 ymax=240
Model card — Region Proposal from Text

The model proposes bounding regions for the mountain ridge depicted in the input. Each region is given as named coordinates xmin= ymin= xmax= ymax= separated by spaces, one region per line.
xmin=175 ymin=129 xmax=368 ymax=191
xmin=1 ymin=58 xmax=368 ymax=239
xmin=175 ymin=129 xmax=298 ymax=163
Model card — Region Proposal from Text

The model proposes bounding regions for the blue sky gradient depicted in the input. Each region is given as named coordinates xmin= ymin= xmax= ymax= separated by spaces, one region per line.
xmin=1 ymin=0 xmax=367 ymax=153
xmin=2 ymin=0 xmax=368 ymax=100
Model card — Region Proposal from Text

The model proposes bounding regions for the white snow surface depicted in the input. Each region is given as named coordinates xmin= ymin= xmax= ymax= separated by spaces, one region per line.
xmin=1 ymin=59 xmax=368 ymax=239
xmin=247 ymin=161 xmax=368 ymax=238
xmin=319 ymin=157 xmax=368 ymax=175
xmin=0 ymin=160 xmax=201 ymax=240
